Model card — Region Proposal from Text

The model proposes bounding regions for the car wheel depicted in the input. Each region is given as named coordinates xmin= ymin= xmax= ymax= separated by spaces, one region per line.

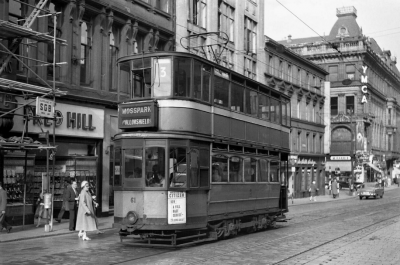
xmin=359 ymin=196 xmax=362 ymax=200
xmin=374 ymin=195 xmax=377 ymax=199
xmin=366 ymin=196 xmax=369 ymax=199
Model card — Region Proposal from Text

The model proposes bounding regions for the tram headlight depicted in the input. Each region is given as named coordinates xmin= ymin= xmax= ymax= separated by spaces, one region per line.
xmin=126 ymin=211 xmax=139 ymax=225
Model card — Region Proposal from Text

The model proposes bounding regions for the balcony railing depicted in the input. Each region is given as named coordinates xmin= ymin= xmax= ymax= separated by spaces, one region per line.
xmin=289 ymin=42 xmax=366 ymax=56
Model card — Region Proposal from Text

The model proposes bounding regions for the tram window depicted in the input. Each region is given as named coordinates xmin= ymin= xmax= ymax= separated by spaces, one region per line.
xmin=281 ymin=101 xmax=287 ymax=125
xmin=114 ymin=148 xmax=122 ymax=186
xmin=199 ymin=149 xmax=210 ymax=187
xmin=270 ymin=161 xmax=280 ymax=182
xmin=214 ymin=75 xmax=229 ymax=108
xmin=174 ymin=58 xmax=191 ymax=97
xmin=193 ymin=61 xmax=202 ymax=100
xmin=193 ymin=61 xmax=212 ymax=102
xmin=258 ymin=94 xmax=270 ymax=120
xmin=258 ymin=159 xmax=269 ymax=182
xmin=280 ymin=161 xmax=288 ymax=185
xmin=244 ymin=158 xmax=257 ymax=182
xmin=169 ymin=147 xmax=187 ymax=188
xmin=202 ymin=65 xmax=211 ymax=102
xmin=189 ymin=149 xmax=199 ymax=187
xmin=270 ymin=97 xmax=280 ymax=123
xmin=145 ymin=147 xmax=166 ymax=187
xmin=119 ymin=62 xmax=130 ymax=94
xmin=132 ymin=68 xmax=152 ymax=98
xmin=124 ymin=149 xmax=143 ymax=178
xmin=212 ymin=155 xmax=228 ymax=182
xmin=229 ymin=156 xmax=243 ymax=182
xmin=231 ymin=83 xmax=244 ymax=112
xmin=245 ymin=89 xmax=258 ymax=116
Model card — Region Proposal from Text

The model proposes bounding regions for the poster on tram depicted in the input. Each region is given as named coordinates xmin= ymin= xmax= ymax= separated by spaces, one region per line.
xmin=167 ymin=191 xmax=186 ymax=224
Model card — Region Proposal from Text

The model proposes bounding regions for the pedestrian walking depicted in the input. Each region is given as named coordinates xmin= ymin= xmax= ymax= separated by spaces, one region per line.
xmin=332 ymin=179 xmax=338 ymax=199
xmin=55 ymin=180 xmax=71 ymax=223
xmin=309 ymin=180 xmax=318 ymax=201
xmin=65 ymin=180 xmax=79 ymax=231
xmin=76 ymin=181 xmax=98 ymax=241
xmin=328 ymin=178 xmax=332 ymax=195
xmin=0 ymin=182 xmax=12 ymax=233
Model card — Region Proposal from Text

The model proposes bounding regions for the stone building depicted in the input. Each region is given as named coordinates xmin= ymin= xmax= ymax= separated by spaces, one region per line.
xmin=280 ymin=6 xmax=400 ymax=183
xmin=0 ymin=0 xmax=175 ymax=223
xmin=264 ymin=37 xmax=329 ymax=198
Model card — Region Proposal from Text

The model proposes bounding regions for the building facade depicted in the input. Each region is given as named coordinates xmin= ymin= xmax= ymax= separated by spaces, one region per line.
xmin=0 ymin=0 xmax=175 ymax=223
xmin=264 ymin=38 xmax=329 ymax=198
xmin=281 ymin=6 xmax=400 ymax=184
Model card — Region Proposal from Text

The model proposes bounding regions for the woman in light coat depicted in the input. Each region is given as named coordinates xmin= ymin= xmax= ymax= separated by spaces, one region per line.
xmin=75 ymin=181 xmax=98 ymax=240
xmin=332 ymin=179 xmax=339 ymax=199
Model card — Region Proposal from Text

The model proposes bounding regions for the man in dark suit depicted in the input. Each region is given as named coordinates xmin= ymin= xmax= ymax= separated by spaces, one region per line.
xmin=65 ymin=180 xmax=79 ymax=231
xmin=0 ymin=182 xmax=12 ymax=233
xmin=55 ymin=180 xmax=71 ymax=223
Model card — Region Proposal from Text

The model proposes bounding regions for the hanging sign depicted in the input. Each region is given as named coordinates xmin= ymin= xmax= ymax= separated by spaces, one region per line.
xmin=36 ymin=97 xmax=54 ymax=118
xmin=167 ymin=191 xmax=186 ymax=224
xmin=361 ymin=66 xmax=368 ymax=103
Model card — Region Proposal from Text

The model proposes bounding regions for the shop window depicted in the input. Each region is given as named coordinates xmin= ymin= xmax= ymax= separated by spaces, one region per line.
xmin=258 ymin=159 xmax=269 ymax=182
xmin=145 ymin=147 xmax=165 ymax=187
xmin=174 ymin=57 xmax=192 ymax=97
xmin=245 ymin=89 xmax=258 ymax=116
xmin=214 ymin=69 xmax=230 ymax=108
xmin=258 ymin=93 xmax=270 ymax=120
xmin=244 ymin=158 xmax=257 ymax=182
xmin=169 ymin=146 xmax=187 ymax=188
xmin=212 ymin=155 xmax=228 ymax=182
xmin=231 ymin=82 xmax=244 ymax=112
xmin=331 ymin=97 xmax=338 ymax=115
xmin=229 ymin=156 xmax=243 ymax=182
xmin=270 ymin=161 xmax=279 ymax=182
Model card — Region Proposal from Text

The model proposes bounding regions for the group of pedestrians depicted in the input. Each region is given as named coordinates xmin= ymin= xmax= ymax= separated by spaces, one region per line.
xmin=32 ymin=178 xmax=102 ymax=240
xmin=308 ymin=178 xmax=341 ymax=202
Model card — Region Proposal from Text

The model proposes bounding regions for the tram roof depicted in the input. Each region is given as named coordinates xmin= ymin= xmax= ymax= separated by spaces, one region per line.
xmin=116 ymin=51 xmax=291 ymax=101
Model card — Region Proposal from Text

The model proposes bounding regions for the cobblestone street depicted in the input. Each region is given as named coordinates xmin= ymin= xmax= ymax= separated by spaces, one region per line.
xmin=1 ymin=187 xmax=400 ymax=265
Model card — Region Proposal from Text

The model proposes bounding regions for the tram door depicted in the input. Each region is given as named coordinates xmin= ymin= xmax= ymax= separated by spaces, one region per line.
xmin=279 ymin=161 xmax=288 ymax=212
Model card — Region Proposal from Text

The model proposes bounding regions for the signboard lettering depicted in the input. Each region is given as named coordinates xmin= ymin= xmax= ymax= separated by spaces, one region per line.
xmin=36 ymin=97 xmax=54 ymax=118
xmin=331 ymin=156 xmax=351 ymax=160
xmin=168 ymin=191 xmax=186 ymax=224
xmin=361 ymin=65 xmax=368 ymax=103
xmin=118 ymin=102 xmax=157 ymax=129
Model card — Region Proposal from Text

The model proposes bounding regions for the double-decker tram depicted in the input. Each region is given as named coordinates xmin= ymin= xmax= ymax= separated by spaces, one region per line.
xmin=113 ymin=52 xmax=291 ymax=247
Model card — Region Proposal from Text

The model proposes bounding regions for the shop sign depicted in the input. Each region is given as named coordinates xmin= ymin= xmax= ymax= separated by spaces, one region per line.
xmin=361 ymin=65 xmax=368 ymax=103
xmin=167 ymin=191 xmax=186 ymax=224
xmin=35 ymin=97 xmax=54 ymax=118
xmin=289 ymin=155 xmax=298 ymax=166
xmin=12 ymin=99 xmax=104 ymax=138
xmin=296 ymin=158 xmax=316 ymax=165
xmin=118 ymin=101 xmax=157 ymax=129
xmin=330 ymin=156 xmax=351 ymax=161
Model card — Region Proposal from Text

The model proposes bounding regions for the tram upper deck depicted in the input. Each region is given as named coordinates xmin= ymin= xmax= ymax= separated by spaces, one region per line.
xmin=116 ymin=52 xmax=291 ymax=150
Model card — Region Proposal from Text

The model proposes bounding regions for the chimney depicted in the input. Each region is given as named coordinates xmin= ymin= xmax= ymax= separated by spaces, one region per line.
xmin=287 ymin=34 xmax=292 ymax=43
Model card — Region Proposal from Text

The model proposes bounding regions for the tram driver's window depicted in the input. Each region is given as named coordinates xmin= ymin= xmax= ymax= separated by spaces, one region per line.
xmin=212 ymin=155 xmax=228 ymax=182
xmin=131 ymin=58 xmax=152 ymax=99
xmin=124 ymin=149 xmax=143 ymax=178
xmin=169 ymin=147 xmax=187 ymax=188
xmin=229 ymin=156 xmax=243 ymax=182
xmin=270 ymin=161 xmax=280 ymax=182
xmin=145 ymin=147 xmax=165 ymax=187
xmin=214 ymin=69 xmax=230 ymax=108
xmin=258 ymin=159 xmax=269 ymax=182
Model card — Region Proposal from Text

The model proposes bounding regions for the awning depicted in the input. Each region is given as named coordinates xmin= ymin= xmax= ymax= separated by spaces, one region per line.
xmin=368 ymin=163 xmax=382 ymax=173
xmin=325 ymin=161 xmax=351 ymax=172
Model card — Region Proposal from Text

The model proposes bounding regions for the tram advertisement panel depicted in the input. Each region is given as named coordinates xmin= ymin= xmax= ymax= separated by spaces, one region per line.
xmin=167 ymin=191 xmax=186 ymax=224
xmin=118 ymin=101 xmax=158 ymax=129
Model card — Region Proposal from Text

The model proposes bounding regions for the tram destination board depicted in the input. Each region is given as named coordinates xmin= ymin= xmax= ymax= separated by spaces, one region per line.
xmin=118 ymin=101 xmax=158 ymax=129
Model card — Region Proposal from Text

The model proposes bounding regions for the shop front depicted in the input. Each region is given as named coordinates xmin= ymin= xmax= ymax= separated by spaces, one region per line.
xmin=289 ymin=155 xmax=325 ymax=198
xmin=2 ymin=100 xmax=105 ymax=224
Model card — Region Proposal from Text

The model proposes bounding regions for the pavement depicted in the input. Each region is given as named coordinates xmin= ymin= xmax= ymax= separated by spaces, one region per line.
xmin=1 ymin=184 xmax=399 ymax=243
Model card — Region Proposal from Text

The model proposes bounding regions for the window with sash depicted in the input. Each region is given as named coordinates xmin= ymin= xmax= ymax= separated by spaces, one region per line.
xmin=244 ymin=16 xmax=257 ymax=54
xmin=218 ymin=0 xmax=235 ymax=42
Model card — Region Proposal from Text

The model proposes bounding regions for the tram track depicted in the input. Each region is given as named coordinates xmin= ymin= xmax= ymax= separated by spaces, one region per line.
xmin=109 ymin=193 xmax=400 ymax=265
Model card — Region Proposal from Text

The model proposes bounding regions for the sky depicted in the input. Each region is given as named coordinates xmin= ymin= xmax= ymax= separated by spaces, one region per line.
xmin=264 ymin=0 xmax=400 ymax=59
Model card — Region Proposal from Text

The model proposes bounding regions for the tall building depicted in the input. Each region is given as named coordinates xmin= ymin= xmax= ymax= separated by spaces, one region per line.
xmin=264 ymin=37 xmax=329 ymax=198
xmin=280 ymin=6 xmax=400 ymax=183
xmin=176 ymin=0 xmax=267 ymax=82
xmin=0 ymin=0 xmax=175 ymax=224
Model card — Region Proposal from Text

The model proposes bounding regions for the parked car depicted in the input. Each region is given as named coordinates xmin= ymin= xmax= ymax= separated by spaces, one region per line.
xmin=358 ymin=182 xmax=384 ymax=200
